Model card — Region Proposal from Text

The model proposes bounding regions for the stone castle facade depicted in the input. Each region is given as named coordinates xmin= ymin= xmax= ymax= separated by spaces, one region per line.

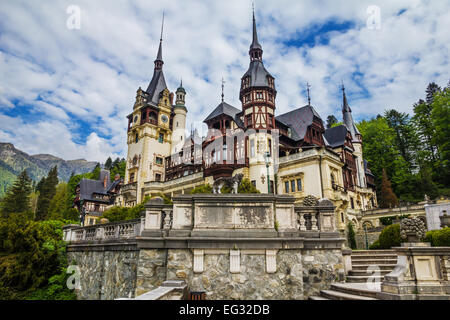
xmin=116 ymin=12 xmax=378 ymax=236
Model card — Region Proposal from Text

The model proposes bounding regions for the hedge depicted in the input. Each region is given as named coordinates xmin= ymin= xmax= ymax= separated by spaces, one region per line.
xmin=377 ymin=224 xmax=401 ymax=249
xmin=424 ymin=228 xmax=450 ymax=247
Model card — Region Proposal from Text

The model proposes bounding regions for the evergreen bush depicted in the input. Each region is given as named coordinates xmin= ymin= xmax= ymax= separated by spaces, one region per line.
xmin=424 ymin=228 xmax=450 ymax=247
xmin=378 ymin=224 xmax=401 ymax=249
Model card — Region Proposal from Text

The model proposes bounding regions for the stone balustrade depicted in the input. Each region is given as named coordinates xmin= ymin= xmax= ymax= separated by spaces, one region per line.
xmin=63 ymin=219 xmax=143 ymax=243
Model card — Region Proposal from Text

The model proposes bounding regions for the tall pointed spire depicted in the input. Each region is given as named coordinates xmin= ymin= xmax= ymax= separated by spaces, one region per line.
xmin=341 ymin=83 xmax=361 ymax=142
xmin=249 ymin=4 xmax=263 ymax=61
xmin=154 ymin=12 xmax=164 ymax=70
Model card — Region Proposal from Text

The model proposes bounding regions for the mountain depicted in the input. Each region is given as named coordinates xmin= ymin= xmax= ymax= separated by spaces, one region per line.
xmin=0 ymin=142 xmax=98 ymax=196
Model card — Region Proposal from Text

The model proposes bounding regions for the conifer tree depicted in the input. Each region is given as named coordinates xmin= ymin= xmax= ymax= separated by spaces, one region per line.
xmin=0 ymin=170 xmax=32 ymax=218
xmin=326 ymin=115 xmax=338 ymax=129
xmin=379 ymin=168 xmax=398 ymax=208
xmin=35 ymin=166 xmax=59 ymax=221
xmin=104 ymin=157 xmax=113 ymax=170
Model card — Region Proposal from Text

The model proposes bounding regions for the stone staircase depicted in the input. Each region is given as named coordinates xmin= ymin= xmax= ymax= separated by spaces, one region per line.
xmin=347 ymin=250 xmax=398 ymax=283
xmin=309 ymin=250 xmax=398 ymax=300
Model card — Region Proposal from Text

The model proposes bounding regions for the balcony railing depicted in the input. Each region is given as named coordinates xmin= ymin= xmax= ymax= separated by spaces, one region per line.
xmin=64 ymin=219 xmax=143 ymax=242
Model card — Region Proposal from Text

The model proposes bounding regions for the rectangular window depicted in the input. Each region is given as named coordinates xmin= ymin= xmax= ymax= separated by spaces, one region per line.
xmin=268 ymin=139 xmax=272 ymax=156
xmin=155 ymin=173 xmax=162 ymax=182
xmin=156 ymin=157 xmax=163 ymax=165
xmin=158 ymin=133 xmax=164 ymax=143
xmin=247 ymin=114 xmax=253 ymax=127
xmin=285 ymin=181 xmax=289 ymax=193
xmin=341 ymin=212 xmax=345 ymax=223
xmin=251 ymin=180 xmax=256 ymax=187
xmin=297 ymin=179 xmax=302 ymax=192
xmin=350 ymin=197 xmax=354 ymax=209
xmin=130 ymin=173 xmax=135 ymax=183
xmin=250 ymin=139 xmax=255 ymax=157
xmin=269 ymin=181 xmax=274 ymax=194
xmin=291 ymin=180 xmax=296 ymax=193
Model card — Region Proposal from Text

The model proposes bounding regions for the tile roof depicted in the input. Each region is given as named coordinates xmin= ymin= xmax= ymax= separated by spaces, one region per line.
xmin=276 ymin=105 xmax=322 ymax=141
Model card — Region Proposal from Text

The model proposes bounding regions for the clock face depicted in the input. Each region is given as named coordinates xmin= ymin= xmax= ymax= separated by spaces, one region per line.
xmin=161 ymin=115 xmax=169 ymax=123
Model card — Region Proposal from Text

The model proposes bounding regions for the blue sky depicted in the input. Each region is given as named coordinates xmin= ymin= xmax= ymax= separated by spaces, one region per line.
xmin=0 ymin=0 xmax=449 ymax=162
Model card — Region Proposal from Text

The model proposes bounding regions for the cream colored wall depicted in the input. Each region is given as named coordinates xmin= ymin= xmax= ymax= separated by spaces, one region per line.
xmin=277 ymin=159 xmax=321 ymax=199
xmin=171 ymin=108 xmax=187 ymax=154
xmin=247 ymin=131 xmax=274 ymax=193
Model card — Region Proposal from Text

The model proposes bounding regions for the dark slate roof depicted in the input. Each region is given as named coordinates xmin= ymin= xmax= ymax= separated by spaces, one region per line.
xmin=250 ymin=12 xmax=262 ymax=51
xmin=204 ymin=101 xmax=241 ymax=123
xmin=242 ymin=61 xmax=273 ymax=87
xmin=364 ymin=159 xmax=374 ymax=176
xmin=78 ymin=170 xmax=117 ymax=202
xmin=78 ymin=179 xmax=109 ymax=202
xmin=323 ymin=125 xmax=348 ymax=148
xmin=342 ymin=91 xmax=361 ymax=140
xmin=146 ymin=69 xmax=167 ymax=105
xmin=276 ymin=105 xmax=322 ymax=141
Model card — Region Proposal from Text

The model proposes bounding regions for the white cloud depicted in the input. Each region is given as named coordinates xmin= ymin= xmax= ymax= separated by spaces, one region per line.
xmin=0 ymin=0 xmax=449 ymax=161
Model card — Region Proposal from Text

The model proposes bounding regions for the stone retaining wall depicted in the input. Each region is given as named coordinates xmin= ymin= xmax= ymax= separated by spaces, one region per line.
xmin=67 ymin=248 xmax=139 ymax=300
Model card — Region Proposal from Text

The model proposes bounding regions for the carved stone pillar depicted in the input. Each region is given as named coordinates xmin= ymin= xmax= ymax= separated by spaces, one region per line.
xmin=230 ymin=250 xmax=240 ymax=274
xmin=193 ymin=250 xmax=204 ymax=273
xmin=299 ymin=212 xmax=307 ymax=231
xmin=311 ymin=213 xmax=318 ymax=231
xmin=266 ymin=250 xmax=277 ymax=274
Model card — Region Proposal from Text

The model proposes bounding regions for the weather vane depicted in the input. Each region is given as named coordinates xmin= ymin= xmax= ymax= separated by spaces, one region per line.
xmin=221 ymin=77 xmax=226 ymax=102
xmin=306 ymin=82 xmax=311 ymax=105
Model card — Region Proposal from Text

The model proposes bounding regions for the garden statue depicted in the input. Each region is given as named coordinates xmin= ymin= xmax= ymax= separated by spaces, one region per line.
xmin=440 ymin=210 xmax=450 ymax=228
xmin=212 ymin=174 xmax=243 ymax=194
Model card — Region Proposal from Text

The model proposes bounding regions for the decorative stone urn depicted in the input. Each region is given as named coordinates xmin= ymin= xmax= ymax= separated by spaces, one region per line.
xmin=440 ymin=210 xmax=450 ymax=228
xmin=400 ymin=217 xmax=426 ymax=243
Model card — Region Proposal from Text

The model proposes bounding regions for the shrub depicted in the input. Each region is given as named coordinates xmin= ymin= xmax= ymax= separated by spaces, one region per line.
xmin=380 ymin=217 xmax=394 ymax=226
xmin=191 ymin=184 xmax=213 ymax=194
xmin=378 ymin=224 xmax=401 ymax=249
xmin=424 ymin=228 xmax=450 ymax=247
xmin=238 ymin=179 xmax=260 ymax=194
xmin=347 ymin=223 xmax=357 ymax=249
xmin=369 ymin=240 xmax=381 ymax=250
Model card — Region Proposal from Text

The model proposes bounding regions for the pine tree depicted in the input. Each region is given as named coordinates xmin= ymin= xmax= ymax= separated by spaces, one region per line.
xmin=104 ymin=157 xmax=113 ymax=170
xmin=48 ymin=183 xmax=70 ymax=220
xmin=326 ymin=115 xmax=338 ymax=129
xmin=379 ymin=168 xmax=399 ymax=208
xmin=425 ymin=82 xmax=441 ymax=106
xmin=0 ymin=170 xmax=32 ymax=218
xmin=35 ymin=166 xmax=59 ymax=221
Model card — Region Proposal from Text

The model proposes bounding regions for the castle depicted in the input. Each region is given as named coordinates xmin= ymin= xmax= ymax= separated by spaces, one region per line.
xmin=116 ymin=12 xmax=378 ymax=236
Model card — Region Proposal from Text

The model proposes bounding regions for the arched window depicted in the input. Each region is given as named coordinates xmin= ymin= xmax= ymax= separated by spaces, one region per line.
xmin=135 ymin=133 xmax=139 ymax=143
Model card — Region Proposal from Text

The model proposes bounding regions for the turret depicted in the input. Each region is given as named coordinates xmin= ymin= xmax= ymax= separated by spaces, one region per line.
xmin=171 ymin=81 xmax=187 ymax=154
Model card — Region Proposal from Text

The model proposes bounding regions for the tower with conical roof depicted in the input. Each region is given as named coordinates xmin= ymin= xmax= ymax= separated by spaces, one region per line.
xmin=123 ymin=14 xmax=176 ymax=206
xmin=341 ymin=85 xmax=366 ymax=188
xmin=172 ymin=80 xmax=188 ymax=154
xmin=239 ymin=8 xmax=277 ymax=194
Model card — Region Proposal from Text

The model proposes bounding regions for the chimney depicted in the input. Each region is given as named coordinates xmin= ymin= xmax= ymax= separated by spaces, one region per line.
xmin=169 ymin=92 xmax=174 ymax=105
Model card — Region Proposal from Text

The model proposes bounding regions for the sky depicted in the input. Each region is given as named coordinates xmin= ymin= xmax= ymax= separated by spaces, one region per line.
xmin=0 ymin=0 xmax=449 ymax=162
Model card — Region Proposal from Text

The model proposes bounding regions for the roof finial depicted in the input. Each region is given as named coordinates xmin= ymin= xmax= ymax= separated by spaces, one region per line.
xmin=221 ymin=77 xmax=226 ymax=102
xmin=307 ymin=82 xmax=311 ymax=106
xmin=160 ymin=11 xmax=165 ymax=42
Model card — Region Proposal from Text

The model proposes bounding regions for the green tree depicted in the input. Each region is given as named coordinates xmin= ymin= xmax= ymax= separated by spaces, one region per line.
xmin=430 ymin=88 xmax=450 ymax=186
xmin=347 ymin=222 xmax=357 ymax=249
xmin=0 ymin=170 xmax=32 ymax=219
xmin=110 ymin=159 xmax=126 ymax=181
xmin=384 ymin=109 xmax=419 ymax=172
xmin=326 ymin=115 xmax=338 ymax=129
xmin=379 ymin=168 xmax=398 ymax=208
xmin=89 ymin=163 xmax=101 ymax=180
xmin=35 ymin=166 xmax=59 ymax=221
xmin=104 ymin=157 xmax=113 ymax=170
xmin=47 ymin=183 xmax=70 ymax=221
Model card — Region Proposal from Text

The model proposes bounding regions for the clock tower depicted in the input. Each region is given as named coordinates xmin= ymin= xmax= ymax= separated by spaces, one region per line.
xmin=123 ymin=19 xmax=175 ymax=206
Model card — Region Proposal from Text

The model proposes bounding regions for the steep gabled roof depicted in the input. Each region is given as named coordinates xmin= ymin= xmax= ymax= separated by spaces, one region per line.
xmin=204 ymin=101 xmax=241 ymax=123
xmin=242 ymin=61 xmax=273 ymax=87
xmin=276 ymin=105 xmax=322 ymax=141
xmin=146 ymin=69 xmax=167 ymax=105
xmin=323 ymin=125 xmax=348 ymax=148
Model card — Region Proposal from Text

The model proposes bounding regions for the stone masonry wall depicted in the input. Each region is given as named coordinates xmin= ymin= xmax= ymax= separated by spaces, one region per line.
xmin=135 ymin=249 xmax=168 ymax=296
xmin=301 ymin=249 xmax=345 ymax=297
xmin=67 ymin=249 xmax=139 ymax=300
xmin=355 ymin=231 xmax=381 ymax=250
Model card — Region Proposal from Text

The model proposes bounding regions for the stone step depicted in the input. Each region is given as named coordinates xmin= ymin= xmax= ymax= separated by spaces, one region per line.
xmin=309 ymin=295 xmax=330 ymax=300
xmin=351 ymin=254 xmax=398 ymax=259
xmin=331 ymin=283 xmax=380 ymax=299
xmin=351 ymin=250 xmax=394 ymax=255
xmin=348 ymin=270 xmax=391 ymax=276
xmin=320 ymin=289 xmax=377 ymax=300
xmin=350 ymin=259 xmax=398 ymax=265
xmin=352 ymin=264 xmax=397 ymax=271
xmin=346 ymin=275 xmax=384 ymax=283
